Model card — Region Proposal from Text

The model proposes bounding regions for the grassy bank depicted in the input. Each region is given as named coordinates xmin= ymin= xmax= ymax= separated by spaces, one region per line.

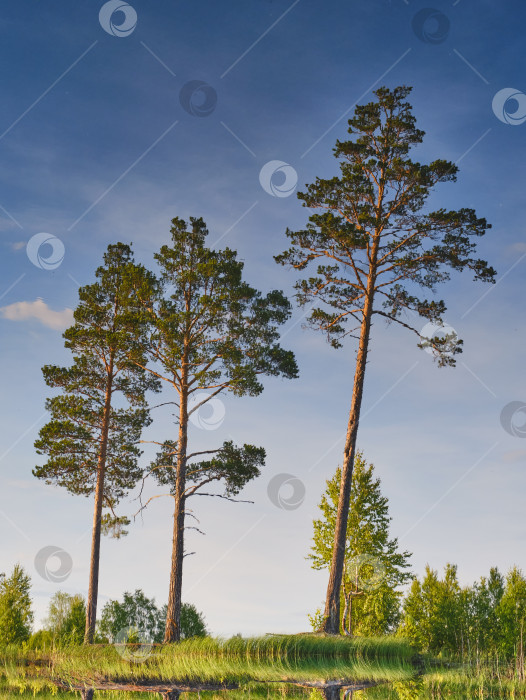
xmin=1 ymin=634 xmax=416 ymax=693
xmin=362 ymin=665 xmax=526 ymax=699
xmin=50 ymin=634 xmax=415 ymax=686
xmin=421 ymin=666 xmax=526 ymax=699
xmin=6 ymin=637 xmax=526 ymax=699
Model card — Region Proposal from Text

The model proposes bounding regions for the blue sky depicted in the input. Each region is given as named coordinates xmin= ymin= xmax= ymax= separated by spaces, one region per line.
xmin=1 ymin=0 xmax=526 ymax=636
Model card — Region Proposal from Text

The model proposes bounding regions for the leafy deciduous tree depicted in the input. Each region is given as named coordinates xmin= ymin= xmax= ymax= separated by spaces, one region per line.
xmin=44 ymin=591 xmax=86 ymax=645
xmin=174 ymin=602 xmax=208 ymax=640
xmin=0 ymin=565 xmax=33 ymax=646
xmin=97 ymin=589 xmax=207 ymax=642
xmin=497 ymin=567 xmax=526 ymax=675
xmin=401 ymin=564 xmax=473 ymax=657
xmin=309 ymin=453 xmax=411 ymax=635
xmin=400 ymin=562 xmax=526 ymax=681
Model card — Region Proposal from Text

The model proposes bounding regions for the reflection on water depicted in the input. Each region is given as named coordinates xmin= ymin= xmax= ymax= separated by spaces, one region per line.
xmin=0 ymin=678 xmax=427 ymax=700
xmin=2 ymin=676 xmax=515 ymax=699
xmin=0 ymin=637 xmax=420 ymax=700
xmin=5 ymin=679 xmax=513 ymax=700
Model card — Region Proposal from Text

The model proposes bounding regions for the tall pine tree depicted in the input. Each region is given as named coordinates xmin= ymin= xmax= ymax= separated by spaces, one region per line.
xmin=34 ymin=243 xmax=160 ymax=643
xmin=130 ymin=216 xmax=298 ymax=642
xmin=277 ymin=86 xmax=496 ymax=632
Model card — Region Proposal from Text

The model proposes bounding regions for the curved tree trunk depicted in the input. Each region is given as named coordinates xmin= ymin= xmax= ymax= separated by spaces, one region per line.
xmin=319 ymin=240 xmax=378 ymax=634
xmin=164 ymin=382 xmax=188 ymax=643
xmin=84 ymin=357 xmax=114 ymax=644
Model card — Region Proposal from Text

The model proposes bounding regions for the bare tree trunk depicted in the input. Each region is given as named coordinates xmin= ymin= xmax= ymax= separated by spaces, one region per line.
xmin=519 ymin=620 xmax=525 ymax=682
xmin=320 ymin=688 xmax=341 ymax=700
xmin=164 ymin=381 xmax=188 ymax=643
xmin=84 ymin=357 xmax=114 ymax=644
xmin=81 ymin=690 xmax=94 ymax=700
xmin=342 ymin=593 xmax=350 ymax=636
xmin=319 ymin=263 xmax=377 ymax=634
xmin=348 ymin=593 xmax=353 ymax=637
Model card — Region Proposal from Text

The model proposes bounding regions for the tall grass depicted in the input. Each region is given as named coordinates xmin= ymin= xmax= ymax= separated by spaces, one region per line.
xmin=6 ymin=634 xmax=414 ymax=689
xmin=0 ymin=635 xmax=416 ymax=696
xmin=362 ymin=667 xmax=526 ymax=699
xmin=422 ymin=666 xmax=526 ymax=699
xmin=8 ymin=640 xmax=526 ymax=699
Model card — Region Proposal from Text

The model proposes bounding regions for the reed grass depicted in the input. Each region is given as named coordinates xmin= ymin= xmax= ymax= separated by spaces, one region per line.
xmin=0 ymin=634 xmax=415 ymax=694
xmin=363 ymin=666 xmax=526 ymax=699
xmin=49 ymin=634 xmax=414 ymax=687
xmin=422 ymin=667 xmax=526 ymax=698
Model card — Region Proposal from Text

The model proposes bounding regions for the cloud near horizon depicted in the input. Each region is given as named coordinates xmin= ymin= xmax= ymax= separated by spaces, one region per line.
xmin=0 ymin=299 xmax=74 ymax=330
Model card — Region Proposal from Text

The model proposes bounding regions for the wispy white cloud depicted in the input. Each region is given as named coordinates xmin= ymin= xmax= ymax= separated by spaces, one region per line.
xmin=0 ymin=299 xmax=73 ymax=330
xmin=502 ymin=449 xmax=526 ymax=464
xmin=509 ymin=242 xmax=526 ymax=254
